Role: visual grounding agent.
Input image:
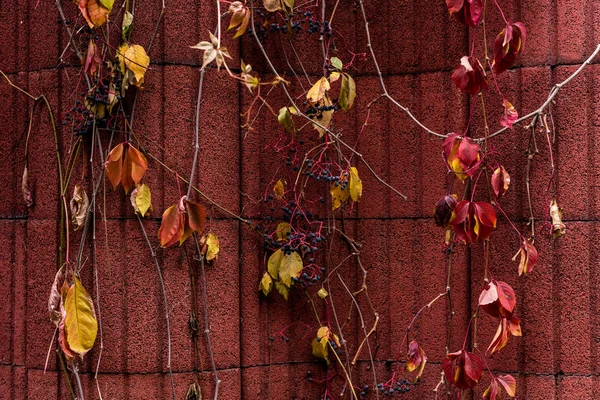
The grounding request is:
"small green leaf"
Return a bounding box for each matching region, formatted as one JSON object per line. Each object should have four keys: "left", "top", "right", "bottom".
{"left": 122, "top": 11, "right": 133, "bottom": 39}
{"left": 278, "top": 107, "right": 294, "bottom": 133}
{"left": 99, "top": 0, "right": 114, "bottom": 11}
{"left": 330, "top": 57, "right": 343, "bottom": 70}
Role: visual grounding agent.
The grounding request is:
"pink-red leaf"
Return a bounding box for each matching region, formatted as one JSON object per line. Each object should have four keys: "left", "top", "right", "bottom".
{"left": 491, "top": 166, "right": 510, "bottom": 198}
{"left": 497, "top": 374, "right": 517, "bottom": 397}
{"left": 500, "top": 99, "right": 519, "bottom": 128}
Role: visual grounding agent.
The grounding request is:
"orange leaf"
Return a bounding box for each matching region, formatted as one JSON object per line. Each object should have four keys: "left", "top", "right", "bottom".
{"left": 158, "top": 205, "right": 185, "bottom": 247}
{"left": 104, "top": 143, "right": 124, "bottom": 190}
{"left": 123, "top": 144, "right": 148, "bottom": 193}
{"left": 87, "top": 0, "right": 109, "bottom": 27}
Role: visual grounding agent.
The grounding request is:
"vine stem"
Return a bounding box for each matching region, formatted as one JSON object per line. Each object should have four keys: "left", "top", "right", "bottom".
{"left": 136, "top": 214, "right": 176, "bottom": 400}
{"left": 484, "top": 43, "right": 600, "bottom": 142}
{"left": 72, "top": 365, "right": 85, "bottom": 400}
{"left": 247, "top": 0, "right": 408, "bottom": 201}
{"left": 187, "top": 66, "right": 207, "bottom": 199}
{"left": 194, "top": 237, "right": 221, "bottom": 400}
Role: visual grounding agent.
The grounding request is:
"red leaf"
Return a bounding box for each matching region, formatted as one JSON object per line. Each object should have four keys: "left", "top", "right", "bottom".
{"left": 483, "top": 378, "right": 499, "bottom": 399}
{"left": 486, "top": 318, "right": 510, "bottom": 356}
{"left": 491, "top": 166, "right": 511, "bottom": 198}
{"left": 480, "top": 280, "right": 517, "bottom": 318}
{"left": 433, "top": 194, "right": 458, "bottom": 227}
{"left": 443, "top": 350, "right": 482, "bottom": 390}
{"left": 446, "top": 0, "right": 483, "bottom": 26}
{"left": 516, "top": 239, "right": 537, "bottom": 275}
{"left": 499, "top": 99, "right": 519, "bottom": 128}
{"left": 158, "top": 205, "right": 185, "bottom": 247}
{"left": 452, "top": 56, "right": 488, "bottom": 95}
{"left": 406, "top": 340, "right": 427, "bottom": 380}
{"left": 493, "top": 23, "right": 527, "bottom": 74}
{"left": 496, "top": 280, "right": 516, "bottom": 315}
{"left": 186, "top": 200, "right": 206, "bottom": 232}
{"left": 508, "top": 316, "right": 522, "bottom": 337}
{"left": 104, "top": 143, "right": 124, "bottom": 190}
{"left": 450, "top": 201, "right": 496, "bottom": 243}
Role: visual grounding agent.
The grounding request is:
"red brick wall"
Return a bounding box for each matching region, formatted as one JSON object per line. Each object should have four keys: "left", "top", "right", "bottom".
{"left": 1, "top": 0, "right": 599, "bottom": 399}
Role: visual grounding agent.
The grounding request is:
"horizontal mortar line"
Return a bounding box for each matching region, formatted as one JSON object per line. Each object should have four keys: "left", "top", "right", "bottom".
{"left": 2, "top": 361, "right": 594, "bottom": 379}
{"left": 4, "top": 58, "right": 600, "bottom": 79}
{"left": 4, "top": 216, "right": 600, "bottom": 224}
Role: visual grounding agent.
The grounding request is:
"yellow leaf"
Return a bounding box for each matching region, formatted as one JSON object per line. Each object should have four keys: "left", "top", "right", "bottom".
{"left": 278, "top": 107, "right": 294, "bottom": 134}
{"left": 64, "top": 276, "right": 98, "bottom": 357}
{"left": 330, "top": 182, "right": 349, "bottom": 210}
{"left": 279, "top": 252, "right": 303, "bottom": 287}
{"left": 275, "top": 281, "right": 289, "bottom": 300}
{"left": 263, "top": 0, "right": 282, "bottom": 12}
{"left": 349, "top": 167, "right": 362, "bottom": 202}
{"left": 317, "top": 288, "right": 328, "bottom": 299}
{"left": 87, "top": 0, "right": 110, "bottom": 27}
{"left": 339, "top": 73, "right": 356, "bottom": 111}
{"left": 312, "top": 336, "right": 330, "bottom": 364}
{"left": 132, "top": 183, "right": 152, "bottom": 217}
{"left": 273, "top": 179, "right": 286, "bottom": 199}
{"left": 204, "top": 232, "right": 220, "bottom": 261}
{"left": 329, "top": 71, "right": 341, "bottom": 83}
{"left": 307, "top": 77, "right": 330, "bottom": 104}
{"left": 267, "top": 249, "right": 284, "bottom": 280}
{"left": 258, "top": 272, "right": 273, "bottom": 296}
{"left": 312, "top": 97, "right": 334, "bottom": 138}
{"left": 98, "top": 0, "right": 114, "bottom": 11}
{"left": 275, "top": 222, "right": 291, "bottom": 242}
{"left": 117, "top": 43, "right": 128, "bottom": 73}
{"left": 123, "top": 44, "right": 150, "bottom": 87}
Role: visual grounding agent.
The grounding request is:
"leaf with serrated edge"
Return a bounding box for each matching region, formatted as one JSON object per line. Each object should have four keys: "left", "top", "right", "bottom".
{"left": 123, "top": 44, "right": 150, "bottom": 87}
{"left": 279, "top": 252, "right": 303, "bottom": 287}
{"left": 307, "top": 77, "right": 330, "bottom": 104}
{"left": 65, "top": 276, "right": 98, "bottom": 357}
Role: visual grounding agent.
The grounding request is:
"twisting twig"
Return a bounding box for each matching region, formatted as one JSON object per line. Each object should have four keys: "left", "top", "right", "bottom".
{"left": 194, "top": 237, "right": 221, "bottom": 400}
{"left": 136, "top": 214, "right": 176, "bottom": 400}
{"left": 187, "top": 67, "right": 207, "bottom": 199}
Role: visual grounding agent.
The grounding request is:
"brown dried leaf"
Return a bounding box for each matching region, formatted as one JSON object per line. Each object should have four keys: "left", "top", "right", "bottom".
{"left": 69, "top": 184, "right": 89, "bottom": 231}
{"left": 22, "top": 166, "right": 33, "bottom": 207}
{"left": 48, "top": 268, "right": 64, "bottom": 327}
{"left": 549, "top": 199, "right": 566, "bottom": 238}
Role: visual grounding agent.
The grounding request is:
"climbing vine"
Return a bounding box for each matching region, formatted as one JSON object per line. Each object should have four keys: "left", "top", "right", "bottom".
{"left": 3, "top": 0, "right": 597, "bottom": 399}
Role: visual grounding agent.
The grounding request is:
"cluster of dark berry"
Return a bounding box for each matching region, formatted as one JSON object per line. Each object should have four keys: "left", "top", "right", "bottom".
{"left": 358, "top": 384, "right": 371, "bottom": 397}
{"left": 375, "top": 379, "right": 417, "bottom": 397}
{"left": 62, "top": 98, "right": 92, "bottom": 136}
{"left": 248, "top": 9, "right": 333, "bottom": 39}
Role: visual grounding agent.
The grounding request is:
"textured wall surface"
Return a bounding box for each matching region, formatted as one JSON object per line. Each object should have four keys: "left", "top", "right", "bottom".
{"left": 1, "top": 0, "right": 600, "bottom": 399}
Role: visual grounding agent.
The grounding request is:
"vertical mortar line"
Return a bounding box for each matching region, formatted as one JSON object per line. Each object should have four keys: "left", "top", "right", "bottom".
{"left": 583, "top": 0, "right": 597, "bottom": 384}
{"left": 237, "top": 61, "right": 244, "bottom": 396}
{"left": 23, "top": 0, "right": 30, "bottom": 396}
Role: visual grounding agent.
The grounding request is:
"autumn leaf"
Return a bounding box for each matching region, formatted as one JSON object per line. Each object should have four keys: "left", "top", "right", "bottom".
{"left": 104, "top": 142, "right": 148, "bottom": 193}
{"left": 69, "top": 184, "right": 89, "bottom": 231}
{"left": 274, "top": 281, "right": 289, "bottom": 300}
{"left": 443, "top": 134, "right": 481, "bottom": 181}
{"left": 228, "top": 1, "right": 250, "bottom": 39}
{"left": 267, "top": 249, "right": 283, "bottom": 280}
{"left": 312, "top": 327, "right": 340, "bottom": 365}
{"left": 452, "top": 56, "right": 487, "bottom": 95}
{"left": 240, "top": 61, "right": 259, "bottom": 92}
{"left": 307, "top": 77, "right": 330, "bottom": 104}
{"left": 275, "top": 222, "right": 291, "bottom": 242}
{"left": 497, "top": 374, "right": 517, "bottom": 397}
{"left": 279, "top": 252, "right": 303, "bottom": 287}
{"left": 493, "top": 22, "right": 527, "bottom": 74}
{"left": 433, "top": 194, "right": 458, "bottom": 227}
{"left": 330, "top": 180, "right": 349, "bottom": 211}
{"left": 500, "top": 99, "right": 519, "bottom": 128}
{"left": 58, "top": 300, "right": 76, "bottom": 360}
{"left": 22, "top": 166, "right": 34, "bottom": 208}
{"left": 450, "top": 200, "right": 497, "bottom": 243}
{"left": 317, "top": 288, "right": 328, "bottom": 299}
{"left": 479, "top": 280, "right": 516, "bottom": 318}
{"left": 491, "top": 166, "right": 510, "bottom": 198}
{"left": 278, "top": 107, "right": 295, "bottom": 134}
{"left": 203, "top": 232, "right": 220, "bottom": 261}
{"left": 130, "top": 183, "right": 153, "bottom": 217}
{"left": 79, "top": 0, "right": 111, "bottom": 28}
{"left": 48, "top": 267, "right": 64, "bottom": 327}
{"left": 406, "top": 340, "right": 427, "bottom": 382}
{"left": 158, "top": 204, "right": 185, "bottom": 247}
{"left": 349, "top": 167, "right": 362, "bottom": 202}
{"left": 513, "top": 239, "right": 537, "bottom": 275}
{"left": 263, "top": 0, "right": 282, "bottom": 12}
{"left": 190, "top": 32, "right": 232, "bottom": 70}
{"left": 84, "top": 39, "right": 102, "bottom": 76}
{"left": 258, "top": 272, "right": 273, "bottom": 296}
{"left": 549, "top": 199, "right": 566, "bottom": 238}
{"left": 273, "top": 179, "right": 286, "bottom": 199}
{"left": 339, "top": 73, "right": 356, "bottom": 111}
{"left": 443, "top": 350, "right": 483, "bottom": 390}
{"left": 446, "top": 0, "right": 483, "bottom": 26}
{"left": 65, "top": 276, "right": 98, "bottom": 357}
{"left": 122, "top": 10, "right": 133, "bottom": 39}
{"left": 123, "top": 44, "right": 150, "bottom": 87}
{"left": 312, "top": 97, "right": 334, "bottom": 138}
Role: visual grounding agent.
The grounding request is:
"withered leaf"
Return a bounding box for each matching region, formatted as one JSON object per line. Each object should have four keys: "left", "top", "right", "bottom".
{"left": 273, "top": 179, "right": 286, "bottom": 199}
{"left": 22, "top": 166, "right": 33, "bottom": 207}
{"left": 349, "top": 167, "right": 362, "bottom": 202}
{"left": 339, "top": 73, "right": 356, "bottom": 111}
{"left": 48, "top": 267, "right": 64, "bottom": 327}
{"left": 307, "top": 77, "right": 330, "bottom": 104}
{"left": 203, "top": 232, "right": 220, "bottom": 261}
{"left": 549, "top": 199, "right": 566, "bottom": 238}
{"left": 69, "top": 184, "right": 89, "bottom": 231}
